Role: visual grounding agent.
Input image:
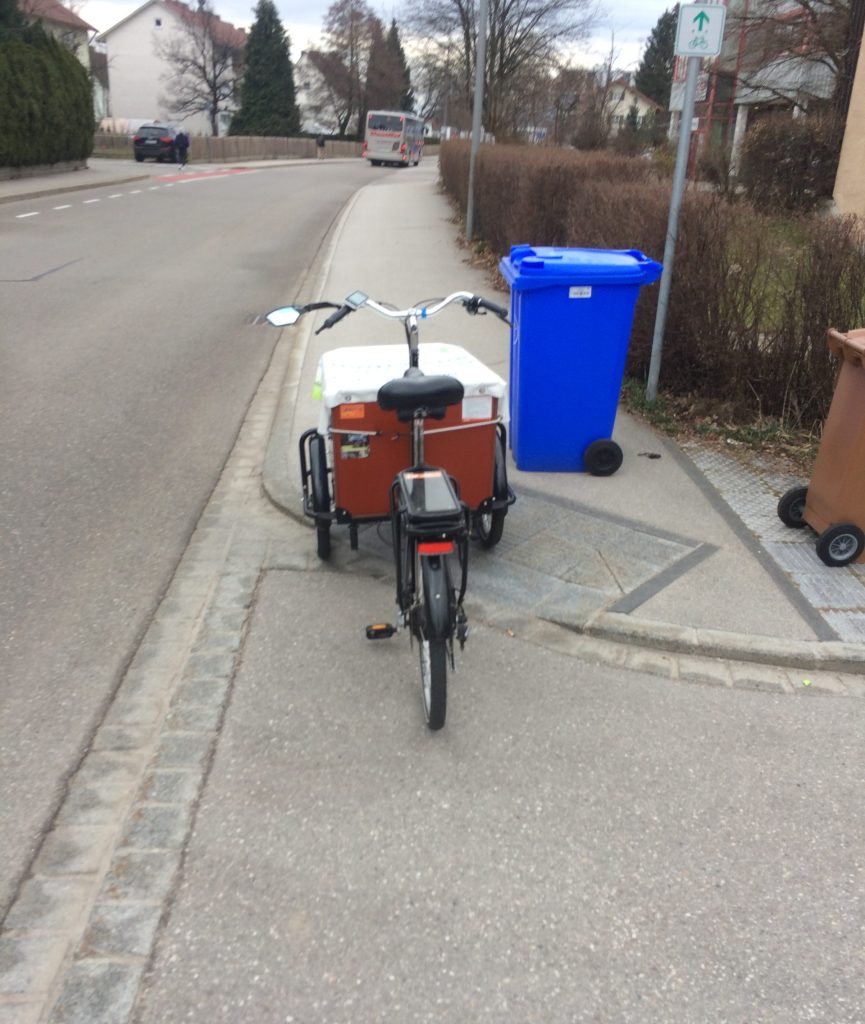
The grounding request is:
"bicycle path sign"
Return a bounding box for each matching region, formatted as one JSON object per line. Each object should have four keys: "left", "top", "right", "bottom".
{"left": 675, "top": 3, "right": 727, "bottom": 58}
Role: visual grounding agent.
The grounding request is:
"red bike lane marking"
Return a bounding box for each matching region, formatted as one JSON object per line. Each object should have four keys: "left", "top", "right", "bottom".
{"left": 154, "top": 168, "right": 256, "bottom": 184}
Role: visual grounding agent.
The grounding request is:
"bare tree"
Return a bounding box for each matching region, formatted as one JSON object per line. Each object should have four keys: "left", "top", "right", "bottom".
{"left": 547, "top": 64, "right": 601, "bottom": 145}
{"left": 305, "top": 0, "right": 380, "bottom": 135}
{"left": 728, "top": 0, "right": 851, "bottom": 113}
{"left": 403, "top": 0, "right": 598, "bottom": 136}
{"left": 156, "top": 0, "right": 246, "bottom": 135}
{"left": 305, "top": 48, "right": 355, "bottom": 133}
{"left": 411, "top": 41, "right": 471, "bottom": 126}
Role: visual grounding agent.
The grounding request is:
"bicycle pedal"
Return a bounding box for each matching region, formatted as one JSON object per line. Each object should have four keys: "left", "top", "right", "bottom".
{"left": 366, "top": 623, "right": 396, "bottom": 640}
{"left": 456, "top": 609, "right": 469, "bottom": 649}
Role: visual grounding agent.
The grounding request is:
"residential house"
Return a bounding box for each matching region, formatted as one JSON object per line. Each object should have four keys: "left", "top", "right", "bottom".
{"left": 669, "top": 0, "right": 841, "bottom": 172}
{"left": 605, "top": 79, "right": 662, "bottom": 135}
{"left": 20, "top": 0, "right": 108, "bottom": 121}
{"left": 20, "top": 0, "right": 95, "bottom": 69}
{"left": 97, "top": 0, "right": 246, "bottom": 136}
{"left": 90, "top": 43, "right": 110, "bottom": 123}
{"left": 294, "top": 51, "right": 338, "bottom": 134}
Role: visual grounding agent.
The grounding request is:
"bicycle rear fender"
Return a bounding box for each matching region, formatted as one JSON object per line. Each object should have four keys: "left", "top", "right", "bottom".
{"left": 420, "top": 556, "right": 452, "bottom": 641}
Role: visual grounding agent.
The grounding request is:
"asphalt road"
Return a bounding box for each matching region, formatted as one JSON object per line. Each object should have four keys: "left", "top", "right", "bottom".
{"left": 0, "top": 158, "right": 376, "bottom": 916}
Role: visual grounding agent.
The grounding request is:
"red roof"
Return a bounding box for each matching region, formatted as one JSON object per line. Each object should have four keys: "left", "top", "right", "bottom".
{"left": 610, "top": 78, "right": 662, "bottom": 111}
{"left": 162, "top": 0, "right": 246, "bottom": 50}
{"left": 20, "top": 0, "right": 96, "bottom": 32}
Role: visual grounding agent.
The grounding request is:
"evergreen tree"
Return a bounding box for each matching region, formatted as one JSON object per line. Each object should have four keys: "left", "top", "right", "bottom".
{"left": 386, "top": 19, "right": 413, "bottom": 112}
{"left": 230, "top": 0, "right": 300, "bottom": 136}
{"left": 635, "top": 6, "right": 677, "bottom": 112}
{"left": 364, "top": 18, "right": 392, "bottom": 114}
{"left": 0, "top": 0, "right": 25, "bottom": 41}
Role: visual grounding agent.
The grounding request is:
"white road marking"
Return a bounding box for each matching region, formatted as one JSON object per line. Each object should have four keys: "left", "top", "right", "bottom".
{"left": 11, "top": 170, "right": 256, "bottom": 223}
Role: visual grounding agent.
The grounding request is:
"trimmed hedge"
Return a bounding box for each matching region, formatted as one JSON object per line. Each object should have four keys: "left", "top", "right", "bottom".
{"left": 739, "top": 115, "right": 840, "bottom": 213}
{"left": 441, "top": 140, "right": 865, "bottom": 431}
{"left": 0, "top": 25, "right": 93, "bottom": 167}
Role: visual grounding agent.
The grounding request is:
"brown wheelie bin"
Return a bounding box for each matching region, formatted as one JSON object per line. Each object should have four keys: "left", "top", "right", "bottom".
{"left": 777, "top": 328, "right": 865, "bottom": 566}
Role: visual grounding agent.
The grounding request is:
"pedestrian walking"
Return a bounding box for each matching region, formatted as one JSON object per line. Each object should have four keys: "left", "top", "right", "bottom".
{"left": 175, "top": 129, "right": 190, "bottom": 168}
{"left": 316, "top": 133, "right": 326, "bottom": 160}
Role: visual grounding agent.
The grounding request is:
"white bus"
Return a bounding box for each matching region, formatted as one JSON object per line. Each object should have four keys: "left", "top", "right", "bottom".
{"left": 363, "top": 110, "right": 424, "bottom": 167}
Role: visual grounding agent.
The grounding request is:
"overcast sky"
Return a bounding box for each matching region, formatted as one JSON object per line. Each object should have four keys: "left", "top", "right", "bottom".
{"left": 82, "top": 0, "right": 676, "bottom": 73}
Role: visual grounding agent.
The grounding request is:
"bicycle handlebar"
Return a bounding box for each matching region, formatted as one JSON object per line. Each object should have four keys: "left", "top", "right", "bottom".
{"left": 308, "top": 291, "right": 510, "bottom": 334}
{"left": 315, "top": 304, "right": 353, "bottom": 334}
{"left": 464, "top": 295, "right": 509, "bottom": 320}
{"left": 364, "top": 291, "right": 509, "bottom": 324}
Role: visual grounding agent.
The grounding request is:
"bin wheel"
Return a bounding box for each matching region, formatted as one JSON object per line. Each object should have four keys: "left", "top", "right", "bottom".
{"left": 777, "top": 485, "right": 808, "bottom": 528}
{"left": 309, "top": 435, "right": 331, "bottom": 561}
{"left": 815, "top": 523, "right": 865, "bottom": 568}
{"left": 475, "top": 433, "right": 508, "bottom": 548}
{"left": 583, "top": 439, "right": 623, "bottom": 477}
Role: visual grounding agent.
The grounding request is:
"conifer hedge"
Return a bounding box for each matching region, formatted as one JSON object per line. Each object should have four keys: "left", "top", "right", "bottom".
{"left": 0, "top": 24, "right": 94, "bottom": 167}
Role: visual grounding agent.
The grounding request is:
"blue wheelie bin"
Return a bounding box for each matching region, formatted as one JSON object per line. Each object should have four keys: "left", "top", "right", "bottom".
{"left": 499, "top": 245, "right": 662, "bottom": 474}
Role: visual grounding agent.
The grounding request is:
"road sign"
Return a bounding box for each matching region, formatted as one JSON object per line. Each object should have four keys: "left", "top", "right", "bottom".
{"left": 675, "top": 3, "right": 727, "bottom": 58}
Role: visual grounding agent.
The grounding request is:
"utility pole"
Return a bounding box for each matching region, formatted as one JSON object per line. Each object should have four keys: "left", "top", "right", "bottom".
{"left": 465, "top": 0, "right": 489, "bottom": 242}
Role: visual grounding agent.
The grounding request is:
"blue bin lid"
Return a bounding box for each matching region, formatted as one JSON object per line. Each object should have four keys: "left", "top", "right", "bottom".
{"left": 499, "top": 245, "right": 663, "bottom": 289}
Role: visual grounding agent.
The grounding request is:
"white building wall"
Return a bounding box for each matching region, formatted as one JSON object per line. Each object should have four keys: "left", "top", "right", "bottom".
{"left": 102, "top": 1, "right": 212, "bottom": 135}
{"left": 607, "top": 87, "right": 661, "bottom": 135}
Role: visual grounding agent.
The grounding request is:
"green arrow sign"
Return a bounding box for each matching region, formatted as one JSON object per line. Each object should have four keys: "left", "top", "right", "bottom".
{"left": 675, "top": 4, "right": 727, "bottom": 57}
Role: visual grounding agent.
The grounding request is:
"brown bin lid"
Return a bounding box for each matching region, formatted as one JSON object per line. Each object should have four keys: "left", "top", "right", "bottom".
{"left": 827, "top": 328, "right": 865, "bottom": 366}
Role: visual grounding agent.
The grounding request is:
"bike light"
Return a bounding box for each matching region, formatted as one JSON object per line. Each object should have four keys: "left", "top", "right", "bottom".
{"left": 418, "top": 541, "right": 454, "bottom": 555}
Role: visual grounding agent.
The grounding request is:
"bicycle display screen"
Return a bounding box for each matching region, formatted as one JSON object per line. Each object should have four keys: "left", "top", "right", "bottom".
{"left": 400, "top": 470, "right": 461, "bottom": 516}
{"left": 344, "top": 290, "right": 368, "bottom": 309}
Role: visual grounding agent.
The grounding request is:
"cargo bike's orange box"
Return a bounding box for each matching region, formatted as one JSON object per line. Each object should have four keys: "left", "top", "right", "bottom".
{"left": 315, "top": 343, "right": 507, "bottom": 519}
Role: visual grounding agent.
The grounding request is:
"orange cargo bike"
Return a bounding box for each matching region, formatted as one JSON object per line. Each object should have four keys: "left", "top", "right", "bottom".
{"left": 266, "top": 290, "right": 516, "bottom": 730}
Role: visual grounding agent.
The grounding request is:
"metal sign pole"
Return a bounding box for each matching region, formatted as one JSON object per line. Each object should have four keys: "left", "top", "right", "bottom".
{"left": 465, "top": 0, "right": 489, "bottom": 241}
{"left": 646, "top": 1, "right": 726, "bottom": 402}
{"left": 646, "top": 54, "right": 701, "bottom": 402}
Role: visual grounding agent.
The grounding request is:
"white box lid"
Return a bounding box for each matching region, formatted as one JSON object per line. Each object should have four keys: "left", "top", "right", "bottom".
{"left": 317, "top": 343, "right": 506, "bottom": 408}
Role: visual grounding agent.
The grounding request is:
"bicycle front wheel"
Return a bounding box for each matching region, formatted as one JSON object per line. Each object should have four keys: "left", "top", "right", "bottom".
{"left": 419, "top": 637, "right": 447, "bottom": 731}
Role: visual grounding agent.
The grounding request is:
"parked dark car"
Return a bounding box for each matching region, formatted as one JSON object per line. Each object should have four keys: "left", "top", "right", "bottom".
{"left": 133, "top": 124, "right": 179, "bottom": 163}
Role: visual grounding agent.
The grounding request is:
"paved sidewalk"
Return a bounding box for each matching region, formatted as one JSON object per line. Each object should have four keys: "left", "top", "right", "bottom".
{"left": 3, "top": 151, "right": 865, "bottom": 1024}
{"left": 261, "top": 161, "right": 865, "bottom": 669}
{"left": 4, "top": 155, "right": 864, "bottom": 661}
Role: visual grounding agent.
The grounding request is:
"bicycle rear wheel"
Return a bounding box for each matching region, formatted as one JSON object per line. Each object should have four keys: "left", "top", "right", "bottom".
{"left": 417, "top": 555, "right": 453, "bottom": 731}
{"left": 419, "top": 637, "right": 447, "bottom": 730}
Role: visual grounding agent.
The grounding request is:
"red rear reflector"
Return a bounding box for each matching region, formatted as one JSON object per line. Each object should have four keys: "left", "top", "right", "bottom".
{"left": 418, "top": 541, "right": 454, "bottom": 555}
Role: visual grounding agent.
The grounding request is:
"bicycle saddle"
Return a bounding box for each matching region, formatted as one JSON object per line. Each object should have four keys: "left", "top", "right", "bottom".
{"left": 377, "top": 373, "right": 464, "bottom": 421}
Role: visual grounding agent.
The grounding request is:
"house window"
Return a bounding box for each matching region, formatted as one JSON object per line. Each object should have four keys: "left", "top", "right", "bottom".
{"left": 155, "top": 17, "right": 162, "bottom": 25}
